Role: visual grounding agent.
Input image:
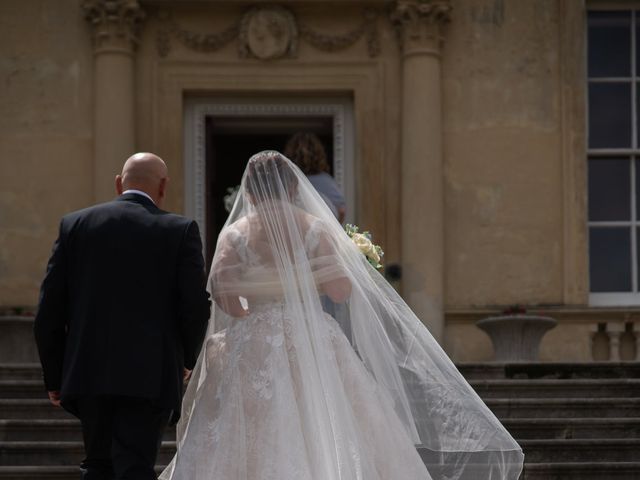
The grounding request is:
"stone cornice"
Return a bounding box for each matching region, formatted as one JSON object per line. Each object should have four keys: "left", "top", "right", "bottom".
{"left": 83, "top": 0, "right": 146, "bottom": 54}
{"left": 390, "top": 0, "right": 452, "bottom": 57}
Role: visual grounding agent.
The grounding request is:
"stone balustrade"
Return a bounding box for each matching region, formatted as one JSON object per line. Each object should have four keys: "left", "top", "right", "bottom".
{"left": 446, "top": 308, "right": 640, "bottom": 363}
{"left": 590, "top": 321, "right": 640, "bottom": 362}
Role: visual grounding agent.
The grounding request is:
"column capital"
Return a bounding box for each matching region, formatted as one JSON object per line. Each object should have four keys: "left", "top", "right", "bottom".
{"left": 83, "top": 0, "right": 146, "bottom": 54}
{"left": 390, "top": 0, "right": 452, "bottom": 57}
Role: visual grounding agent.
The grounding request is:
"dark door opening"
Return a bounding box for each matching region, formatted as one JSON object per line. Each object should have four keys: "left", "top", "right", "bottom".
{"left": 205, "top": 115, "right": 334, "bottom": 266}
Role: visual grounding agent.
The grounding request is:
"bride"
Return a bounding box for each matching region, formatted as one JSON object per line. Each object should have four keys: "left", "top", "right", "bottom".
{"left": 160, "top": 151, "right": 523, "bottom": 480}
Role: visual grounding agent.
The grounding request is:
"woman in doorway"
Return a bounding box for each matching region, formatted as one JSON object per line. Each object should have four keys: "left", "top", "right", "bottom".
{"left": 284, "top": 132, "right": 346, "bottom": 223}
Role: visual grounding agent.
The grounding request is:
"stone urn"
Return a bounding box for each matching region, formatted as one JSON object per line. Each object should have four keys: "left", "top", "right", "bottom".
{"left": 475, "top": 315, "right": 557, "bottom": 362}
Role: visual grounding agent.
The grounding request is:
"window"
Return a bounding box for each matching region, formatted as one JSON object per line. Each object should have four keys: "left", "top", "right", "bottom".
{"left": 588, "top": 10, "right": 640, "bottom": 304}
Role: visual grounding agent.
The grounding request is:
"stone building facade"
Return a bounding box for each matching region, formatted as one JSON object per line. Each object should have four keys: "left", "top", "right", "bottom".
{"left": 1, "top": 0, "right": 637, "bottom": 362}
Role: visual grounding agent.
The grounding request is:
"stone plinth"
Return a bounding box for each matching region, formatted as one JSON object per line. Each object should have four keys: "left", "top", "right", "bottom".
{"left": 476, "top": 315, "right": 557, "bottom": 362}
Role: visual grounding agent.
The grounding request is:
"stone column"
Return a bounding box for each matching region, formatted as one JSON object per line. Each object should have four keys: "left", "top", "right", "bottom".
{"left": 392, "top": 1, "right": 451, "bottom": 342}
{"left": 83, "top": 0, "right": 145, "bottom": 202}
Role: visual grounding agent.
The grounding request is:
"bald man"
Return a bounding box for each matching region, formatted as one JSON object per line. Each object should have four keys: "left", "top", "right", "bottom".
{"left": 34, "top": 153, "right": 211, "bottom": 480}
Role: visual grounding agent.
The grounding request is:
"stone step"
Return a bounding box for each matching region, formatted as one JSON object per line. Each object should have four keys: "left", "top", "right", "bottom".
{"left": 0, "top": 466, "right": 80, "bottom": 480}
{"left": 469, "top": 378, "right": 640, "bottom": 398}
{"left": 0, "top": 317, "right": 38, "bottom": 363}
{"left": 5, "top": 377, "right": 639, "bottom": 401}
{"left": 1, "top": 463, "right": 638, "bottom": 480}
{"left": 0, "top": 465, "right": 168, "bottom": 480}
{"left": 502, "top": 417, "right": 640, "bottom": 439}
{"left": 0, "top": 441, "right": 176, "bottom": 466}
{"left": 4, "top": 359, "right": 640, "bottom": 382}
{"left": 458, "top": 362, "right": 640, "bottom": 380}
{"left": 484, "top": 397, "right": 640, "bottom": 418}
{"left": 4, "top": 381, "right": 636, "bottom": 404}
{"left": 0, "top": 419, "right": 176, "bottom": 442}
{"left": 419, "top": 439, "right": 640, "bottom": 467}
{"left": 5, "top": 397, "right": 638, "bottom": 422}
{"left": 0, "top": 381, "right": 47, "bottom": 399}
{"left": 11, "top": 417, "right": 634, "bottom": 443}
{"left": 0, "top": 400, "right": 75, "bottom": 420}
{"left": 0, "top": 364, "right": 41, "bottom": 381}
{"left": 0, "top": 381, "right": 189, "bottom": 400}
{"left": 0, "top": 420, "right": 79, "bottom": 442}
{"left": 519, "top": 438, "right": 640, "bottom": 463}
{"left": 521, "top": 462, "right": 640, "bottom": 480}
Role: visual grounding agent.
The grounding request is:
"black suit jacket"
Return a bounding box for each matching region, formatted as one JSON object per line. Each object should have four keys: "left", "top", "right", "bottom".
{"left": 34, "top": 193, "right": 210, "bottom": 418}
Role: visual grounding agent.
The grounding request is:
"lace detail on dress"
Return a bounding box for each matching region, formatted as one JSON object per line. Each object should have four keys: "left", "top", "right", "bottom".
{"left": 165, "top": 297, "right": 432, "bottom": 480}
{"left": 162, "top": 220, "right": 433, "bottom": 480}
{"left": 226, "top": 226, "right": 262, "bottom": 267}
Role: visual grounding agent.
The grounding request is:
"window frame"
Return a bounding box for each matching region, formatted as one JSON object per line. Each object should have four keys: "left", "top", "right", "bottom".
{"left": 587, "top": 7, "right": 640, "bottom": 305}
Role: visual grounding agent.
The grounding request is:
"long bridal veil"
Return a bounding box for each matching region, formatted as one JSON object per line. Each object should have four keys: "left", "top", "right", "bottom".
{"left": 162, "top": 151, "right": 523, "bottom": 480}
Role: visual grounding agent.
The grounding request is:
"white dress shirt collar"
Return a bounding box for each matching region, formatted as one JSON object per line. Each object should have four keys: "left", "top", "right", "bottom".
{"left": 122, "top": 189, "right": 155, "bottom": 205}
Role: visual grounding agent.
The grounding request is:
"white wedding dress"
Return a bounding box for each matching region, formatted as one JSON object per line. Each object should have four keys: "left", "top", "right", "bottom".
{"left": 161, "top": 151, "right": 523, "bottom": 480}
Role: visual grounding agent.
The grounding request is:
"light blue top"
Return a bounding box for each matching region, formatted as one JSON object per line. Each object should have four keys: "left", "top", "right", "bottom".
{"left": 308, "top": 172, "right": 346, "bottom": 211}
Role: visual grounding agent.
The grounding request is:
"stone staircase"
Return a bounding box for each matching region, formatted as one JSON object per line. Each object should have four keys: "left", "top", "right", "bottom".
{"left": 457, "top": 363, "right": 640, "bottom": 479}
{"left": 0, "top": 315, "right": 174, "bottom": 479}
{"left": 1, "top": 314, "right": 639, "bottom": 479}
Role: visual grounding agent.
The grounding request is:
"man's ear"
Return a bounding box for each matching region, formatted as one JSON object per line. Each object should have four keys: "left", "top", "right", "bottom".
{"left": 115, "top": 175, "right": 124, "bottom": 195}
{"left": 158, "top": 177, "right": 169, "bottom": 203}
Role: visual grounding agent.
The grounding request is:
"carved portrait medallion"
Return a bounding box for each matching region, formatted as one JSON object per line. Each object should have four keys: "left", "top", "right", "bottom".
{"left": 239, "top": 6, "right": 297, "bottom": 60}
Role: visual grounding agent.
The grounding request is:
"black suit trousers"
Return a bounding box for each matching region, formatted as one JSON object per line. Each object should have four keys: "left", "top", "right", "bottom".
{"left": 76, "top": 396, "right": 171, "bottom": 480}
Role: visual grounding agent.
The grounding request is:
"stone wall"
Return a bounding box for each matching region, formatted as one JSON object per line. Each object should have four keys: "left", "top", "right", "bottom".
{"left": 0, "top": 0, "right": 94, "bottom": 305}
{"left": 0, "top": 0, "right": 611, "bottom": 361}
{"left": 443, "top": 0, "right": 586, "bottom": 308}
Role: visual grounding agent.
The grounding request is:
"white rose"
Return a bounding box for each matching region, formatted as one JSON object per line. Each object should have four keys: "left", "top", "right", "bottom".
{"left": 351, "top": 233, "right": 372, "bottom": 253}
{"left": 352, "top": 233, "right": 379, "bottom": 264}
{"left": 368, "top": 247, "right": 381, "bottom": 265}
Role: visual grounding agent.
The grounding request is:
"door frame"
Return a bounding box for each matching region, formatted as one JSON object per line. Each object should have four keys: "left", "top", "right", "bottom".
{"left": 151, "top": 62, "right": 397, "bottom": 271}
{"left": 183, "top": 97, "right": 356, "bottom": 251}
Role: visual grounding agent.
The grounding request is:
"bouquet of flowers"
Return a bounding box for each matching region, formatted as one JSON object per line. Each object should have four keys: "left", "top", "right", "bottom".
{"left": 345, "top": 224, "right": 384, "bottom": 269}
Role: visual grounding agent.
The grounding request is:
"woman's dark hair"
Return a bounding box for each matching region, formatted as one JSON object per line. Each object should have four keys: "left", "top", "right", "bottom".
{"left": 245, "top": 150, "right": 298, "bottom": 202}
{"left": 283, "top": 132, "right": 330, "bottom": 175}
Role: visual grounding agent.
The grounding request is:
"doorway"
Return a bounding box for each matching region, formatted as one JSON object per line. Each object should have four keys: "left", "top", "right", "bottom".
{"left": 184, "top": 98, "right": 355, "bottom": 264}
{"left": 205, "top": 115, "right": 334, "bottom": 264}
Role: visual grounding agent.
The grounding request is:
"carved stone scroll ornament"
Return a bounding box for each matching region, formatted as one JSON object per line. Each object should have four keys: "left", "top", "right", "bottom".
{"left": 156, "top": 6, "right": 380, "bottom": 60}
{"left": 83, "top": 0, "right": 146, "bottom": 53}
{"left": 156, "top": 11, "right": 239, "bottom": 58}
{"left": 298, "top": 8, "right": 380, "bottom": 58}
{"left": 390, "top": 0, "right": 452, "bottom": 55}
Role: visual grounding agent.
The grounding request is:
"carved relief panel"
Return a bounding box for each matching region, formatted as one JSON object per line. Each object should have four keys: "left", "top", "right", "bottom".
{"left": 154, "top": 4, "right": 381, "bottom": 59}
